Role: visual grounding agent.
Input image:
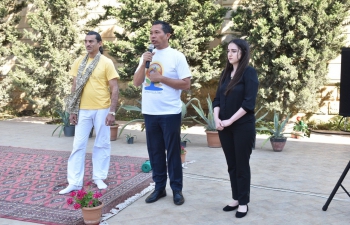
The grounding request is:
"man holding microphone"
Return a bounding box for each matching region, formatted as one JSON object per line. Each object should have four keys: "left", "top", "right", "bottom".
{"left": 133, "top": 21, "right": 192, "bottom": 205}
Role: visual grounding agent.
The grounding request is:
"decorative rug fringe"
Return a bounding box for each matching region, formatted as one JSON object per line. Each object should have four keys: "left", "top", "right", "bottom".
{"left": 100, "top": 183, "right": 155, "bottom": 224}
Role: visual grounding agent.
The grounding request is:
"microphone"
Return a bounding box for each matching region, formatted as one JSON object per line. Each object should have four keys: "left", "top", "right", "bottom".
{"left": 145, "top": 44, "right": 154, "bottom": 69}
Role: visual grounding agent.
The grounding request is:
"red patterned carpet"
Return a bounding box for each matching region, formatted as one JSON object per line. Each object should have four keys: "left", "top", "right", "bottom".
{"left": 0, "top": 146, "right": 152, "bottom": 225}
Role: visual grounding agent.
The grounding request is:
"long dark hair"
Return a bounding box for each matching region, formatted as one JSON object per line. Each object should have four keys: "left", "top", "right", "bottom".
{"left": 87, "top": 31, "right": 103, "bottom": 54}
{"left": 220, "top": 39, "right": 250, "bottom": 95}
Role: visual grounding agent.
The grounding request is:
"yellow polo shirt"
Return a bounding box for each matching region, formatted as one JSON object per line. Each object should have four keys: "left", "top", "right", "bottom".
{"left": 70, "top": 55, "right": 119, "bottom": 109}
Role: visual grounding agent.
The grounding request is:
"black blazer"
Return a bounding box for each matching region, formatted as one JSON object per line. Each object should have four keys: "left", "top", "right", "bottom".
{"left": 212, "top": 66, "right": 259, "bottom": 126}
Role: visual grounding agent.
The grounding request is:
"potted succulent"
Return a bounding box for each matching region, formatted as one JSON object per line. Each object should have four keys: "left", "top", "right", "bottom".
{"left": 66, "top": 181, "right": 103, "bottom": 225}
{"left": 291, "top": 116, "right": 310, "bottom": 138}
{"left": 180, "top": 145, "right": 187, "bottom": 164}
{"left": 124, "top": 133, "right": 137, "bottom": 144}
{"left": 110, "top": 103, "right": 124, "bottom": 141}
{"left": 262, "top": 111, "right": 291, "bottom": 152}
{"left": 110, "top": 102, "right": 138, "bottom": 141}
{"left": 52, "top": 110, "right": 75, "bottom": 137}
{"left": 180, "top": 133, "right": 191, "bottom": 147}
{"left": 191, "top": 94, "right": 221, "bottom": 148}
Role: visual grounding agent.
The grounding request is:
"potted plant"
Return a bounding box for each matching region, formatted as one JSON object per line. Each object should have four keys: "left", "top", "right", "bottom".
{"left": 52, "top": 110, "right": 75, "bottom": 137}
{"left": 262, "top": 111, "right": 291, "bottom": 152}
{"left": 110, "top": 102, "right": 137, "bottom": 141}
{"left": 66, "top": 181, "right": 103, "bottom": 225}
{"left": 291, "top": 116, "right": 310, "bottom": 138}
{"left": 180, "top": 133, "right": 191, "bottom": 147}
{"left": 124, "top": 133, "right": 137, "bottom": 144}
{"left": 191, "top": 94, "right": 221, "bottom": 148}
{"left": 110, "top": 103, "right": 124, "bottom": 141}
{"left": 180, "top": 145, "right": 187, "bottom": 164}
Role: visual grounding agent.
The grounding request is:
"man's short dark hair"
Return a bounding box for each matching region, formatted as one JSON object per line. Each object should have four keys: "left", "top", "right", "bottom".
{"left": 152, "top": 20, "right": 173, "bottom": 34}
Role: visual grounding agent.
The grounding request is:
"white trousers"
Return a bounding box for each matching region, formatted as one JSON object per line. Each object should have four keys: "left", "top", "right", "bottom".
{"left": 67, "top": 108, "right": 111, "bottom": 187}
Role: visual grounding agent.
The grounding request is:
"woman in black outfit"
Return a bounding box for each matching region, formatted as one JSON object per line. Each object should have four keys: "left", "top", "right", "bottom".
{"left": 212, "top": 39, "right": 258, "bottom": 218}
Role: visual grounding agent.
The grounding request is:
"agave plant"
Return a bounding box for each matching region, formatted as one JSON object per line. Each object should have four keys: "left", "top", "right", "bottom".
{"left": 181, "top": 100, "right": 197, "bottom": 126}
{"left": 190, "top": 94, "right": 216, "bottom": 131}
{"left": 52, "top": 110, "right": 70, "bottom": 137}
{"left": 261, "top": 111, "right": 291, "bottom": 147}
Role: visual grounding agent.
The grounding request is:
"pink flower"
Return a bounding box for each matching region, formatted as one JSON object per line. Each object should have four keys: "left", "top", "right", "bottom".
{"left": 77, "top": 189, "right": 86, "bottom": 196}
{"left": 77, "top": 189, "right": 86, "bottom": 200}
{"left": 93, "top": 192, "right": 102, "bottom": 198}
{"left": 66, "top": 183, "right": 103, "bottom": 209}
{"left": 67, "top": 198, "right": 73, "bottom": 205}
{"left": 296, "top": 116, "right": 301, "bottom": 122}
{"left": 73, "top": 203, "right": 81, "bottom": 209}
{"left": 86, "top": 181, "right": 92, "bottom": 186}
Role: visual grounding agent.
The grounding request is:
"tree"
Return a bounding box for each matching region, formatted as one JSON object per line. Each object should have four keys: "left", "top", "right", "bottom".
{"left": 0, "top": 0, "right": 26, "bottom": 111}
{"left": 7, "top": 0, "right": 88, "bottom": 115}
{"left": 90, "top": 0, "right": 228, "bottom": 97}
{"left": 231, "top": 0, "right": 350, "bottom": 114}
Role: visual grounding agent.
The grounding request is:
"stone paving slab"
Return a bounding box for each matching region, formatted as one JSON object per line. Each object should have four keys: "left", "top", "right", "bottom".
{"left": 0, "top": 118, "right": 350, "bottom": 225}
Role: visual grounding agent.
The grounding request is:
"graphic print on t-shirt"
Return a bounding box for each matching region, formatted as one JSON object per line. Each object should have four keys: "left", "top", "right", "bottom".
{"left": 144, "top": 61, "right": 163, "bottom": 91}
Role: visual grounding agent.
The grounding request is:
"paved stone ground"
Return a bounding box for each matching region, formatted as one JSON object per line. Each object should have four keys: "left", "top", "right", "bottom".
{"left": 0, "top": 117, "right": 350, "bottom": 225}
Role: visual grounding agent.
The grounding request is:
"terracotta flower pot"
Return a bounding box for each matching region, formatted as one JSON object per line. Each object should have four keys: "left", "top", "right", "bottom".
{"left": 81, "top": 202, "right": 103, "bottom": 225}
{"left": 181, "top": 150, "right": 187, "bottom": 163}
{"left": 205, "top": 130, "right": 221, "bottom": 148}
{"left": 110, "top": 124, "right": 119, "bottom": 141}
{"left": 270, "top": 137, "right": 287, "bottom": 152}
{"left": 294, "top": 131, "right": 303, "bottom": 139}
{"left": 291, "top": 132, "right": 296, "bottom": 138}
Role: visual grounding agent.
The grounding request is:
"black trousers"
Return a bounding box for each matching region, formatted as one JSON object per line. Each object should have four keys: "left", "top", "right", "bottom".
{"left": 218, "top": 122, "right": 254, "bottom": 205}
{"left": 144, "top": 113, "right": 183, "bottom": 192}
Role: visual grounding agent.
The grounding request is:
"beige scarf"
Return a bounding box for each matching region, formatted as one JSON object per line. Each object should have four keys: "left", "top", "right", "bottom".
{"left": 65, "top": 52, "right": 101, "bottom": 114}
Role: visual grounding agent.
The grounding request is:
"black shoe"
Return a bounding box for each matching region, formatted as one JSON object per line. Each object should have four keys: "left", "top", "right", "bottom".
{"left": 145, "top": 189, "right": 166, "bottom": 203}
{"left": 236, "top": 205, "right": 248, "bottom": 218}
{"left": 223, "top": 204, "right": 239, "bottom": 212}
{"left": 173, "top": 190, "right": 185, "bottom": 205}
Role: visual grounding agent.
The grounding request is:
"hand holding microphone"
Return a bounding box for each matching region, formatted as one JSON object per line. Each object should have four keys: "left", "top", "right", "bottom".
{"left": 145, "top": 44, "right": 154, "bottom": 69}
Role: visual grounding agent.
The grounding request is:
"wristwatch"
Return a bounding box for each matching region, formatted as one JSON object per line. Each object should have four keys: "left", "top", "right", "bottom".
{"left": 108, "top": 112, "right": 116, "bottom": 116}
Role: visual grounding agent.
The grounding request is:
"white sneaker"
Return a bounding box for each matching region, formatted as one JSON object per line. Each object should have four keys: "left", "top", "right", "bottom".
{"left": 59, "top": 184, "right": 82, "bottom": 195}
{"left": 94, "top": 179, "right": 107, "bottom": 189}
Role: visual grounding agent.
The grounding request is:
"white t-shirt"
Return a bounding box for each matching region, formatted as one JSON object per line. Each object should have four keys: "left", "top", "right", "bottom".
{"left": 135, "top": 46, "right": 191, "bottom": 115}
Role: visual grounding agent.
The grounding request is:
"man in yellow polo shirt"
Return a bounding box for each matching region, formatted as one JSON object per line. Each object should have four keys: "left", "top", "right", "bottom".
{"left": 59, "top": 31, "right": 119, "bottom": 194}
